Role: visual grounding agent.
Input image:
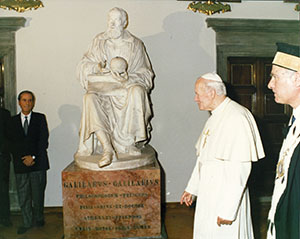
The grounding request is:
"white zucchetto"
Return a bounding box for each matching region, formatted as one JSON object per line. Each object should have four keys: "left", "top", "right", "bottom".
{"left": 201, "top": 72, "right": 223, "bottom": 82}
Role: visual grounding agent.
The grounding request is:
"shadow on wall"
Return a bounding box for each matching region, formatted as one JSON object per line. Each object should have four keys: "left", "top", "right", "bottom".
{"left": 141, "top": 11, "right": 212, "bottom": 150}
{"left": 49, "top": 104, "right": 81, "bottom": 170}
{"left": 143, "top": 10, "right": 213, "bottom": 87}
{"left": 140, "top": 11, "right": 213, "bottom": 202}
{"left": 45, "top": 104, "right": 81, "bottom": 205}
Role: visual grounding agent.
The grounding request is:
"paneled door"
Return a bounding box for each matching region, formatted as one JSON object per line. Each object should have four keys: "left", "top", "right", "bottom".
{"left": 227, "top": 57, "right": 291, "bottom": 197}
{"left": 0, "top": 58, "right": 4, "bottom": 107}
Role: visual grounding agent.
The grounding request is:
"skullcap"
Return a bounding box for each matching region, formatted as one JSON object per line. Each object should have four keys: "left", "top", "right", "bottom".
{"left": 201, "top": 72, "right": 223, "bottom": 82}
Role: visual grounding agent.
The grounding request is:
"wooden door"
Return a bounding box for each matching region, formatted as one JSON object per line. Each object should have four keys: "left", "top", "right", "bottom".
{"left": 0, "top": 58, "right": 4, "bottom": 108}
{"left": 227, "top": 57, "right": 292, "bottom": 197}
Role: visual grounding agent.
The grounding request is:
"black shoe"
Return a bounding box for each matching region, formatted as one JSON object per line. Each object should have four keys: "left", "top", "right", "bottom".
{"left": 17, "top": 226, "right": 31, "bottom": 234}
{"left": 36, "top": 220, "right": 45, "bottom": 227}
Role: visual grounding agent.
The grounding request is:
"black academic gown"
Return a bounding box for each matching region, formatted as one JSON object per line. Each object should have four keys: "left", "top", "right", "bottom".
{"left": 0, "top": 108, "right": 11, "bottom": 221}
{"left": 0, "top": 108, "right": 11, "bottom": 153}
{"left": 274, "top": 127, "right": 300, "bottom": 239}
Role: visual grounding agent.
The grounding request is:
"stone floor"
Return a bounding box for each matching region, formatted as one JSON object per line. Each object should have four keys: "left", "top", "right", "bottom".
{"left": 0, "top": 202, "right": 269, "bottom": 239}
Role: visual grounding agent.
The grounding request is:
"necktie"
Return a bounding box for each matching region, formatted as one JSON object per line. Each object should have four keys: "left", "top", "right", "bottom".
{"left": 292, "top": 115, "right": 296, "bottom": 124}
{"left": 289, "top": 115, "right": 296, "bottom": 136}
{"left": 24, "top": 116, "right": 28, "bottom": 135}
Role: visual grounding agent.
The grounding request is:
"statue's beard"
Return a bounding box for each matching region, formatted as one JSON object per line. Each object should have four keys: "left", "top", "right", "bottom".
{"left": 107, "top": 27, "right": 123, "bottom": 39}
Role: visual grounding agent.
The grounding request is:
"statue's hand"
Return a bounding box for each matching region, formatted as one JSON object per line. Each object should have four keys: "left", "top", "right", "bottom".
{"left": 111, "top": 71, "right": 128, "bottom": 83}
{"left": 98, "top": 60, "right": 109, "bottom": 74}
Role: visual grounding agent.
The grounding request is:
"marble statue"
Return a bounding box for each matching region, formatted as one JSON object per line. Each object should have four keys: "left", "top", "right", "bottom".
{"left": 75, "top": 7, "right": 154, "bottom": 169}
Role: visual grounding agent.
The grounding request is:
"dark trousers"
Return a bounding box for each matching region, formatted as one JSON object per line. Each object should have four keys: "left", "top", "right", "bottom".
{"left": 0, "top": 152, "right": 11, "bottom": 221}
{"left": 15, "top": 170, "right": 47, "bottom": 227}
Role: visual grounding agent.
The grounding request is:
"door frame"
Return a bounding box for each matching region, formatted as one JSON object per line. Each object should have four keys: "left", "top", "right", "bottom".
{"left": 0, "top": 17, "right": 26, "bottom": 210}
{"left": 206, "top": 18, "right": 300, "bottom": 83}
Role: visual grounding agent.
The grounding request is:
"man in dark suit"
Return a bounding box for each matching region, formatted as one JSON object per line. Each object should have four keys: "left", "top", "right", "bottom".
{"left": 267, "top": 43, "right": 300, "bottom": 239}
{"left": 0, "top": 107, "right": 12, "bottom": 227}
{"left": 10, "top": 90, "right": 49, "bottom": 235}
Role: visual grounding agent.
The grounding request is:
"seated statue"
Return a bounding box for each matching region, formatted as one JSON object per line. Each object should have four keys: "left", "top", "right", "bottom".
{"left": 75, "top": 7, "right": 154, "bottom": 168}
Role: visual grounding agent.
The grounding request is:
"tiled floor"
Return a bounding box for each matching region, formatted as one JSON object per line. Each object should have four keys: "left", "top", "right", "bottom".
{"left": 0, "top": 202, "right": 269, "bottom": 239}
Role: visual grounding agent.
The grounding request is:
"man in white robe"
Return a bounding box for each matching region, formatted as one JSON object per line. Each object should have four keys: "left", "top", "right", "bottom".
{"left": 180, "top": 73, "right": 265, "bottom": 239}
{"left": 76, "top": 7, "right": 154, "bottom": 167}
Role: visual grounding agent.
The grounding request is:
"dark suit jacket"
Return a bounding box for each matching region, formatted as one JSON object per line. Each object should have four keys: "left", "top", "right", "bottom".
{"left": 274, "top": 126, "right": 300, "bottom": 239}
{"left": 10, "top": 112, "right": 49, "bottom": 174}
{"left": 0, "top": 108, "right": 11, "bottom": 153}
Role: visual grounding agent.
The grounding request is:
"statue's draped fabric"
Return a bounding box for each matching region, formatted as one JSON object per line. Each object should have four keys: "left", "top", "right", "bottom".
{"left": 77, "top": 30, "right": 154, "bottom": 154}
{"left": 185, "top": 97, "right": 264, "bottom": 239}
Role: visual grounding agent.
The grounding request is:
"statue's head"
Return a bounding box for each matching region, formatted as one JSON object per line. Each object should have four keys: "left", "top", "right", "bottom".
{"left": 110, "top": 56, "right": 128, "bottom": 74}
{"left": 107, "top": 7, "right": 128, "bottom": 39}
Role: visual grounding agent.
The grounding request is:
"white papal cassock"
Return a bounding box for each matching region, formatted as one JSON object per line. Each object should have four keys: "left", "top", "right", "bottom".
{"left": 185, "top": 97, "right": 265, "bottom": 239}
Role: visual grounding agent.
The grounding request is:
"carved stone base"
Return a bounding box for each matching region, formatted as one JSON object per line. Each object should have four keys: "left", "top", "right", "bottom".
{"left": 62, "top": 158, "right": 162, "bottom": 239}
{"left": 74, "top": 145, "right": 156, "bottom": 171}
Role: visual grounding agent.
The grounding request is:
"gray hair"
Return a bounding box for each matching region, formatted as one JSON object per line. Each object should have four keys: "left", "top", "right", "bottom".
{"left": 205, "top": 80, "right": 227, "bottom": 96}
{"left": 109, "top": 7, "right": 128, "bottom": 26}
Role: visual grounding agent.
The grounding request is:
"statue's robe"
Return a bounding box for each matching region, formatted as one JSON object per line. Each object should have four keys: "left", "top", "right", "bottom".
{"left": 185, "top": 97, "right": 264, "bottom": 239}
{"left": 267, "top": 107, "right": 300, "bottom": 239}
{"left": 76, "top": 30, "right": 154, "bottom": 154}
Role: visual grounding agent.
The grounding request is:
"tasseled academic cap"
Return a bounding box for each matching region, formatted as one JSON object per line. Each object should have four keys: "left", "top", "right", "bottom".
{"left": 201, "top": 72, "right": 223, "bottom": 82}
{"left": 272, "top": 42, "right": 300, "bottom": 72}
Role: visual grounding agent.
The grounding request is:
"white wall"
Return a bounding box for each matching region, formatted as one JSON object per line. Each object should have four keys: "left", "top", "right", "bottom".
{"left": 1, "top": 0, "right": 299, "bottom": 205}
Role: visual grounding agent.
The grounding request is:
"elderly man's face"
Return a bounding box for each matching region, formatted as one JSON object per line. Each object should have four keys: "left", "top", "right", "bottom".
{"left": 194, "top": 78, "right": 214, "bottom": 111}
{"left": 107, "top": 11, "right": 125, "bottom": 39}
{"left": 268, "top": 65, "right": 297, "bottom": 107}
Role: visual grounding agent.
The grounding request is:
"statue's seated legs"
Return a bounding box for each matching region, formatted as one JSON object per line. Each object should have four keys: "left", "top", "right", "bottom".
{"left": 94, "top": 129, "right": 114, "bottom": 167}
{"left": 76, "top": 85, "right": 151, "bottom": 168}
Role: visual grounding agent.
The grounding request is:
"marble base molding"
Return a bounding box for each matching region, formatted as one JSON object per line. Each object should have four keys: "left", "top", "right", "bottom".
{"left": 74, "top": 145, "right": 156, "bottom": 171}
{"left": 62, "top": 158, "right": 163, "bottom": 239}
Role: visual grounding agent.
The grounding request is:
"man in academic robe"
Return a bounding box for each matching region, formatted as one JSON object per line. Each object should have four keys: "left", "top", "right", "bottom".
{"left": 267, "top": 43, "right": 300, "bottom": 239}
{"left": 0, "top": 107, "right": 12, "bottom": 227}
{"left": 10, "top": 90, "right": 49, "bottom": 234}
{"left": 180, "top": 73, "right": 265, "bottom": 239}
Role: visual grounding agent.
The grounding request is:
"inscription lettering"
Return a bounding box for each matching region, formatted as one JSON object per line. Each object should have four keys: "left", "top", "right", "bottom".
{"left": 64, "top": 179, "right": 159, "bottom": 189}
{"left": 76, "top": 193, "right": 118, "bottom": 199}
{"left": 80, "top": 204, "right": 113, "bottom": 209}
{"left": 79, "top": 204, "right": 144, "bottom": 209}
{"left": 95, "top": 226, "right": 113, "bottom": 231}
{"left": 63, "top": 181, "right": 109, "bottom": 188}
{"left": 115, "top": 226, "right": 131, "bottom": 231}
{"left": 133, "top": 224, "right": 151, "bottom": 229}
{"left": 75, "top": 225, "right": 151, "bottom": 231}
{"left": 74, "top": 226, "right": 92, "bottom": 231}
{"left": 84, "top": 215, "right": 142, "bottom": 220}
{"left": 113, "top": 179, "right": 159, "bottom": 187}
{"left": 75, "top": 191, "right": 152, "bottom": 200}
{"left": 119, "top": 193, "right": 148, "bottom": 198}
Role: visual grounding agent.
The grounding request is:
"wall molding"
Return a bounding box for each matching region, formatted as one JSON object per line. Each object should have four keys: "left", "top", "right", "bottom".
{"left": 206, "top": 18, "right": 300, "bottom": 82}
{"left": 0, "top": 17, "right": 26, "bottom": 114}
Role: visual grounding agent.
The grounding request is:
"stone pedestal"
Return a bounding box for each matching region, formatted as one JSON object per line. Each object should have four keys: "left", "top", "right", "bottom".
{"left": 75, "top": 145, "right": 156, "bottom": 171}
{"left": 62, "top": 158, "right": 163, "bottom": 239}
